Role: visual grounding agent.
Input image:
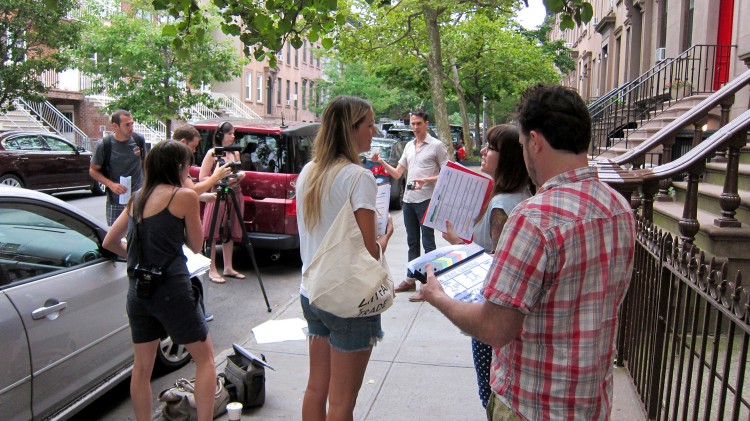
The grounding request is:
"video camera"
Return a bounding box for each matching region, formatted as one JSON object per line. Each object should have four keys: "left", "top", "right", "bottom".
{"left": 214, "top": 145, "right": 244, "bottom": 174}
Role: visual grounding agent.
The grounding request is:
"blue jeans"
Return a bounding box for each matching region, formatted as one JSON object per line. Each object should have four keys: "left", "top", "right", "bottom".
{"left": 402, "top": 199, "right": 436, "bottom": 277}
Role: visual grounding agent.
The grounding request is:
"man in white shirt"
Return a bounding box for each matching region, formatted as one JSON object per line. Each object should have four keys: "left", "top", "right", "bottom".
{"left": 374, "top": 111, "right": 449, "bottom": 301}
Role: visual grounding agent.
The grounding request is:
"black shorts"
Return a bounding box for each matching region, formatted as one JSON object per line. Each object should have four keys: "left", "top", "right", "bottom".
{"left": 126, "top": 274, "right": 208, "bottom": 345}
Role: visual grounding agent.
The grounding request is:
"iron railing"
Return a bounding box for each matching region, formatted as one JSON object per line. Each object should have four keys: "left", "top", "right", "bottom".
{"left": 210, "top": 93, "right": 261, "bottom": 120}
{"left": 590, "top": 44, "right": 734, "bottom": 160}
{"left": 16, "top": 99, "right": 92, "bottom": 151}
{"left": 597, "top": 67, "right": 750, "bottom": 420}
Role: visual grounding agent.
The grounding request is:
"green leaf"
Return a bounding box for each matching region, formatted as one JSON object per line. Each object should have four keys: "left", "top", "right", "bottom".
{"left": 162, "top": 24, "right": 178, "bottom": 37}
{"left": 321, "top": 37, "right": 333, "bottom": 49}
{"left": 542, "top": 0, "right": 564, "bottom": 12}
{"left": 560, "top": 14, "right": 574, "bottom": 30}
{"left": 580, "top": 2, "right": 594, "bottom": 23}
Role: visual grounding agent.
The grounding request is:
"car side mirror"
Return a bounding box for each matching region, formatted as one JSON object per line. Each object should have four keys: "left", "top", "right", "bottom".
{"left": 77, "top": 146, "right": 86, "bottom": 153}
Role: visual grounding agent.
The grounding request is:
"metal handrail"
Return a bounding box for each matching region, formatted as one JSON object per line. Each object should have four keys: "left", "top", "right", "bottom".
{"left": 16, "top": 98, "right": 92, "bottom": 150}
{"left": 7, "top": 100, "right": 48, "bottom": 131}
{"left": 210, "top": 93, "right": 261, "bottom": 120}
{"left": 188, "top": 102, "right": 219, "bottom": 122}
{"left": 590, "top": 44, "right": 734, "bottom": 159}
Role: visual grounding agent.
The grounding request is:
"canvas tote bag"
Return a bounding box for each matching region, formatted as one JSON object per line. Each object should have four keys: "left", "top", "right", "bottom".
{"left": 302, "top": 169, "right": 395, "bottom": 318}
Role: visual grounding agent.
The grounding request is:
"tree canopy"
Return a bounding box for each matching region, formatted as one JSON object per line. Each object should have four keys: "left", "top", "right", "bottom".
{"left": 73, "top": 2, "right": 244, "bottom": 135}
{"left": 0, "top": 0, "right": 81, "bottom": 112}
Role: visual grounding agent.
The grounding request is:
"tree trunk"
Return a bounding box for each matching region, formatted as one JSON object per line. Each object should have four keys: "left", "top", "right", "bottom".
{"left": 447, "top": 56, "right": 473, "bottom": 155}
{"left": 422, "top": 6, "right": 452, "bottom": 155}
{"left": 473, "top": 96, "right": 482, "bottom": 147}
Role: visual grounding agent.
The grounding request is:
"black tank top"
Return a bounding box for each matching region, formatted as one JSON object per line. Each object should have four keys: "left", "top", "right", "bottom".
{"left": 126, "top": 188, "right": 188, "bottom": 278}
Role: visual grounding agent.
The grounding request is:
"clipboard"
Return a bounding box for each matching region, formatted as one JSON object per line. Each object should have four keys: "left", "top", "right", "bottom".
{"left": 232, "top": 343, "right": 275, "bottom": 370}
{"left": 421, "top": 162, "right": 493, "bottom": 242}
{"left": 407, "top": 243, "right": 486, "bottom": 283}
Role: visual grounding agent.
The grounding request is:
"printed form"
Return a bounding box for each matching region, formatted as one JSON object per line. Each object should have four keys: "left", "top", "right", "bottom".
{"left": 422, "top": 162, "right": 492, "bottom": 241}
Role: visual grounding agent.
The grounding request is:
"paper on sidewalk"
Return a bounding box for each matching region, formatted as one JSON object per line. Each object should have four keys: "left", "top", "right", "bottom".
{"left": 252, "top": 318, "right": 308, "bottom": 344}
{"left": 421, "top": 162, "right": 492, "bottom": 241}
{"left": 118, "top": 175, "right": 132, "bottom": 204}
{"left": 375, "top": 183, "right": 391, "bottom": 236}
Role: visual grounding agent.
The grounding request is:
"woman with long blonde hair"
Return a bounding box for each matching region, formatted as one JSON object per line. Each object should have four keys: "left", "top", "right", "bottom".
{"left": 296, "top": 96, "right": 394, "bottom": 421}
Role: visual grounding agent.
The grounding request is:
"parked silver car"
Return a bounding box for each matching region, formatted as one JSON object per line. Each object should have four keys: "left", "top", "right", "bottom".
{"left": 0, "top": 186, "right": 191, "bottom": 420}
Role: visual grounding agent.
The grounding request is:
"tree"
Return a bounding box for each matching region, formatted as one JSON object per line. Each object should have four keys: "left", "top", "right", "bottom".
{"left": 0, "top": 0, "right": 80, "bottom": 112}
{"left": 74, "top": 3, "right": 244, "bottom": 136}
{"left": 317, "top": 61, "right": 419, "bottom": 118}
{"left": 151, "top": 0, "right": 593, "bottom": 141}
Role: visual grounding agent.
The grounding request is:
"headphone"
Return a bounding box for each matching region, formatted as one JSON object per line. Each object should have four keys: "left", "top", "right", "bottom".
{"left": 215, "top": 121, "right": 231, "bottom": 146}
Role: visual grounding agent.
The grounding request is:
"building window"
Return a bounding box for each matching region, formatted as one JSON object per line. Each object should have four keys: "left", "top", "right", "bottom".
{"left": 277, "top": 77, "right": 282, "bottom": 104}
{"left": 295, "top": 47, "right": 299, "bottom": 67}
{"left": 294, "top": 82, "right": 298, "bottom": 108}
{"left": 286, "top": 80, "right": 291, "bottom": 106}
{"left": 256, "top": 74, "right": 263, "bottom": 102}
{"left": 245, "top": 72, "right": 252, "bottom": 101}
{"left": 286, "top": 44, "right": 291, "bottom": 65}
{"left": 301, "top": 80, "right": 307, "bottom": 109}
{"left": 309, "top": 81, "right": 315, "bottom": 108}
{"left": 302, "top": 42, "right": 307, "bottom": 63}
{"left": 309, "top": 43, "right": 314, "bottom": 64}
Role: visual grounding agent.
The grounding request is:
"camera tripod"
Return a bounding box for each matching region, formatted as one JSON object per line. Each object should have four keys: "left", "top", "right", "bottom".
{"left": 205, "top": 181, "right": 272, "bottom": 312}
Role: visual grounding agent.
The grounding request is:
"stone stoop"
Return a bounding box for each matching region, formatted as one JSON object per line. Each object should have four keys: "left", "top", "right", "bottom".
{"left": 652, "top": 146, "right": 750, "bottom": 283}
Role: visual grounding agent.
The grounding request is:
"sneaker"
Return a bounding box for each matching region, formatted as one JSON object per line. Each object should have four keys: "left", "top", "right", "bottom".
{"left": 394, "top": 278, "right": 417, "bottom": 293}
{"left": 205, "top": 313, "right": 215, "bottom": 322}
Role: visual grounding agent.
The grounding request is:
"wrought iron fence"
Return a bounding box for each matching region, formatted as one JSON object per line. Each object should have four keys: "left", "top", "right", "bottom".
{"left": 618, "top": 220, "right": 749, "bottom": 420}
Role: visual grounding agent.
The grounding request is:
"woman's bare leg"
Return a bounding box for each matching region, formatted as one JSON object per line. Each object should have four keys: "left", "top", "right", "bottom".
{"left": 303, "top": 336, "right": 331, "bottom": 421}
{"left": 184, "top": 335, "right": 217, "bottom": 421}
{"left": 130, "top": 339, "right": 159, "bottom": 421}
{"left": 326, "top": 346, "right": 373, "bottom": 421}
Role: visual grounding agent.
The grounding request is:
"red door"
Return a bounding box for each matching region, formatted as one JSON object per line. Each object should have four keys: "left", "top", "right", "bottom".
{"left": 714, "top": 0, "right": 733, "bottom": 90}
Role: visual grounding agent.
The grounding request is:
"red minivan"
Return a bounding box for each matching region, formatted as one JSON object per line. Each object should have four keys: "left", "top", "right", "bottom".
{"left": 189, "top": 119, "right": 320, "bottom": 253}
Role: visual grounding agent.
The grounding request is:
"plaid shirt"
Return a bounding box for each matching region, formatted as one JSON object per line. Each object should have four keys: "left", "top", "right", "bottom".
{"left": 482, "top": 167, "right": 635, "bottom": 420}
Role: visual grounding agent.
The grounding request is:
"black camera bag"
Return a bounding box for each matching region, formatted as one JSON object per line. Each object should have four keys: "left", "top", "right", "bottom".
{"left": 223, "top": 344, "right": 271, "bottom": 407}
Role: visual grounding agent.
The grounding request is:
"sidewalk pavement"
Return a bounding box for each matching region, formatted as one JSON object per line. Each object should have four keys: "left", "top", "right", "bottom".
{"left": 210, "top": 161, "right": 646, "bottom": 420}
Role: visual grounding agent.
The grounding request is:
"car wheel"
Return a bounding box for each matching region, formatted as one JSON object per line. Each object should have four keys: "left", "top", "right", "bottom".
{"left": 155, "top": 336, "right": 191, "bottom": 371}
{"left": 0, "top": 174, "right": 24, "bottom": 188}
{"left": 91, "top": 180, "right": 106, "bottom": 196}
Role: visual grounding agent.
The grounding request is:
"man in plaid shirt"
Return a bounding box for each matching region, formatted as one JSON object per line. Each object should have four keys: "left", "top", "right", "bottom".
{"left": 422, "top": 84, "right": 635, "bottom": 420}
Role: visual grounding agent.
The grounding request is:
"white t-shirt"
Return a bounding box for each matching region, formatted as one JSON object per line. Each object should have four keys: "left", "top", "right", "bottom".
{"left": 296, "top": 162, "right": 378, "bottom": 297}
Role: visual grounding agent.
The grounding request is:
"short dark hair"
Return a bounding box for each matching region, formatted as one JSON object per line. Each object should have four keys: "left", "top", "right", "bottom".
{"left": 410, "top": 110, "right": 429, "bottom": 122}
{"left": 111, "top": 110, "right": 132, "bottom": 125}
{"left": 515, "top": 84, "right": 591, "bottom": 154}
{"left": 173, "top": 125, "right": 200, "bottom": 142}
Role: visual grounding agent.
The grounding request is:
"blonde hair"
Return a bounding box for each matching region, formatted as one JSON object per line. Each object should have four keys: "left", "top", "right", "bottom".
{"left": 303, "top": 95, "right": 373, "bottom": 229}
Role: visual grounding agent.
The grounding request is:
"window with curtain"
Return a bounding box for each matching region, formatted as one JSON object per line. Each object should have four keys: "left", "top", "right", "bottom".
{"left": 245, "top": 72, "right": 252, "bottom": 101}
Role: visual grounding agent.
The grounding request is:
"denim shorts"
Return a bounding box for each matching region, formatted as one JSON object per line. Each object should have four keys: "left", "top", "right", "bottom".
{"left": 300, "top": 294, "right": 383, "bottom": 352}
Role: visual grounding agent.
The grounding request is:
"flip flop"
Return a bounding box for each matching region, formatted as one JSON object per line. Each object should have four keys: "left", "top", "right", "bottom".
{"left": 209, "top": 274, "right": 226, "bottom": 284}
{"left": 223, "top": 271, "right": 246, "bottom": 279}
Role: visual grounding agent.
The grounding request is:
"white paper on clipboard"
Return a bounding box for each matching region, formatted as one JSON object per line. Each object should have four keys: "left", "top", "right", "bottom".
{"left": 375, "top": 183, "right": 391, "bottom": 236}
{"left": 422, "top": 163, "right": 492, "bottom": 240}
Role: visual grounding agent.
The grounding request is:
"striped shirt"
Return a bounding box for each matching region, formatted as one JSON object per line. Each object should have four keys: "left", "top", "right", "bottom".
{"left": 482, "top": 166, "right": 636, "bottom": 420}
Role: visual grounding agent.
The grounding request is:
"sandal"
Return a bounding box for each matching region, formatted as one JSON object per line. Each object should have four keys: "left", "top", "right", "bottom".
{"left": 208, "top": 274, "right": 226, "bottom": 284}
{"left": 223, "top": 270, "right": 246, "bottom": 279}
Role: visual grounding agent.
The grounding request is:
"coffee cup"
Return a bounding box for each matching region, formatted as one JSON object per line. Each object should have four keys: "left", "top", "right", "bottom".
{"left": 226, "top": 401, "right": 243, "bottom": 420}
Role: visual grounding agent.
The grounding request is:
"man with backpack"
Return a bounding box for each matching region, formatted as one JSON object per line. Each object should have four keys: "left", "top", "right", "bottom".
{"left": 89, "top": 109, "right": 146, "bottom": 225}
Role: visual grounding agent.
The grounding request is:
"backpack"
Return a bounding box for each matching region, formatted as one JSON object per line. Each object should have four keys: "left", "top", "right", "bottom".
{"left": 101, "top": 132, "right": 146, "bottom": 178}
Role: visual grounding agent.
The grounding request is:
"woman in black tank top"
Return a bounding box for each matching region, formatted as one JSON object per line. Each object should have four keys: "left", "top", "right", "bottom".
{"left": 104, "top": 140, "right": 217, "bottom": 421}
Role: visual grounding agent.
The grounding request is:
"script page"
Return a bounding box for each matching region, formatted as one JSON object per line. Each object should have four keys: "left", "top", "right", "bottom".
{"left": 375, "top": 184, "right": 391, "bottom": 236}
{"left": 422, "top": 163, "right": 491, "bottom": 240}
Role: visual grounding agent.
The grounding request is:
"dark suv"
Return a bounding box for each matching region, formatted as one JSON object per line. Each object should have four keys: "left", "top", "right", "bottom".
{"left": 189, "top": 119, "right": 319, "bottom": 252}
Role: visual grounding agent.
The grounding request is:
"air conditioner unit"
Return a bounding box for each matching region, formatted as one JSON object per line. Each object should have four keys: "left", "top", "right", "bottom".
{"left": 286, "top": 99, "right": 291, "bottom": 106}
{"left": 564, "top": 42, "right": 573, "bottom": 48}
{"left": 656, "top": 47, "right": 666, "bottom": 62}
{"left": 592, "top": 17, "right": 599, "bottom": 26}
